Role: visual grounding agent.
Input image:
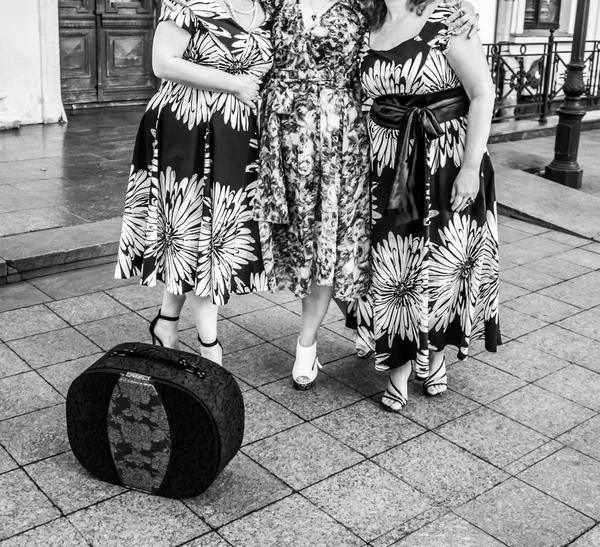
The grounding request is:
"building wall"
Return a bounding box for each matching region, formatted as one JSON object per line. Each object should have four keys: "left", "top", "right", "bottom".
{"left": 0, "top": 0, "right": 65, "bottom": 126}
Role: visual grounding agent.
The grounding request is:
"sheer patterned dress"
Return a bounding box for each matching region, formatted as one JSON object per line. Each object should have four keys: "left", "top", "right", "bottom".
{"left": 351, "top": 2, "right": 501, "bottom": 374}
{"left": 115, "top": 0, "right": 273, "bottom": 306}
{"left": 253, "top": 0, "right": 371, "bottom": 301}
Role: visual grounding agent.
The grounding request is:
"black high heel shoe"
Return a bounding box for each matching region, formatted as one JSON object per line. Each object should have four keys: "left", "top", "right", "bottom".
{"left": 198, "top": 335, "right": 223, "bottom": 366}
{"left": 149, "top": 309, "right": 180, "bottom": 347}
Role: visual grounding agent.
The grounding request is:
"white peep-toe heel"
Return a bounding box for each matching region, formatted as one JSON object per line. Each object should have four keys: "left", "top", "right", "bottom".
{"left": 292, "top": 340, "right": 322, "bottom": 390}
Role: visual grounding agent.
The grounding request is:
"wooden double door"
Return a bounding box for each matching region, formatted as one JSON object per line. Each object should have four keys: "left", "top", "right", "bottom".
{"left": 59, "top": 0, "right": 157, "bottom": 106}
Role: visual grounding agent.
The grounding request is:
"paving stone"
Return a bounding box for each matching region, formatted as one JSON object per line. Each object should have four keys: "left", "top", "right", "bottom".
{"left": 475, "top": 339, "right": 569, "bottom": 382}
{"left": 570, "top": 525, "right": 600, "bottom": 547}
{"left": 324, "top": 318, "right": 357, "bottom": 341}
{"left": 400, "top": 383, "right": 481, "bottom": 429}
{"left": 183, "top": 532, "right": 233, "bottom": 547}
{"left": 271, "top": 328, "right": 356, "bottom": 364}
{"left": 47, "top": 292, "right": 130, "bottom": 325}
{"left": 518, "top": 325, "right": 600, "bottom": 369}
{"left": 36, "top": 353, "right": 101, "bottom": 397}
{"left": 303, "top": 461, "right": 431, "bottom": 542}
{"left": 7, "top": 328, "right": 100, "bottom": 369}
{"left": 219, "top": 494, "right": 366, "bottom": 547}
{"left": 242, "top": 389, "right": 303, "bottom": 445}
{"left": 220, "top": 343, "right": 290, "bottom": 387}
{"left": 322, "top": 354, "right": 387, "bottom": 397}
{"left": 503, "top": 291, "right": 581, "bottom": 323}
{"left": 498, "top": 281, "right": 530, "bottom": 303}
{"left": 394, "top": 513, "right": 505, "bottom": 547}
{"left": 500, "top": 265, "right": 563, "bottom": 291}
{"left": 526, "top": 255, "right": 592, "bottom": 280}
{"left": 501, "top": 236, "right": 572, "bottom": 265}
{"left": 557, "top": 247, "right": 600, "bottom": 270}
{"left": 67, "top": 491, "right": 209, "bottom": 547}
{"left": 541, "top": 230, "right": 590, "bottom": 247}
{"left": 243, "top": 423, "right": 364, "bottom": 490}
{"left": 496, "top": 306, "right": 547, "bottom": 340}
{"left": 535, "top": 365, "right": 600, "bottom": 411}
{"left": 558, "top": 306, "right": 600, "bottom": 342}
{"left": 456, "top": 477, "right": 593, "bottom": 547}
{"left": 0, "top": 518, "right": 89, "bottom": 547}
{"left": 180, "top": 319, "right": 263, "bottom": 356}
{"left": 503, "top": 219, "right": 550, "bottom": 235}
{"left": 25, "top": 452, "right": 125, "bottom": 514}
{"left": 0, "top": 469, "right": 60, "bottom": 540}
{"left": 0, "top": 343, "right": 29, "bottom": 379}
{"left": 436, "top": 407, "right": 549, "bottom": 468}
{"left": 258, "top": 373, "right": 364, "bottom": 421}
{"left": 218, "top": 292, "right": 275, "bottom": 318}
{"left": 447, "top": 359, "right": 526, "bottom": 404}
{"left": 374, "top": 432, "right": 508, "bottom": 508}
{"left": 230, "top": 306, "right": 300, "bottom": 341}
{"left": 0, "top": 282, "right": 52, "bottom": 313}
{"left": 106, "top": 282, "right": 175, "bottom": 311}
{"left": 540, "top": 279, "right": 600, "bottom": 310}
{"left": 519, "top": 448, "right": 600, "bottom": 518}
{"left": 0, "top": 305, "right": 68, "bottom": 342}
{"left": 183, "top": 453, "right": 291, "bottom": 528}
{"left": 0, "top": 372, "right": 63, "bottom": 420}
{"left": 312, "top": 399, "right": 425, "bottom": 458}
{"left": 75, "top": 312, "right": 150, "bottom": 351}
{"left": 498, "top": 224, "right": 533, "bottom": 244}
{"left": 503, "top": 440, "right": 565, "bottom": 476}
{"left": 557, "top": 415, "right": 600, "bottom": 461}
{"left": 259, "top": 289, "right": 298, "bottom": 304}
{"left": 489, "top": 384, "right": 595, "bottom": 438}
{"left": 29, "top": 263, "right": 136, "bottom": 300}
{"left": 0, "top": 404, "right": 68, "bottom": 465}
{"left": 0, "top": 445, "right": 17, "bottom": 475}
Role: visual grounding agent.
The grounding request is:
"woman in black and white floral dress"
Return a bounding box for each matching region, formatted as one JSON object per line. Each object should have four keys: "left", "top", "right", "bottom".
{"left": 115, "top": 0, "right": 272, "bottom": 364}
{"left": 352, "top": 0, "right": 501, "bottom": 411}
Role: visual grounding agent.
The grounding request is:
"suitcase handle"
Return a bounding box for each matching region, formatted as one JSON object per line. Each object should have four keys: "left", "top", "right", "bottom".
{"left": 110, "top": 347, "right": 207, "bottom": 380}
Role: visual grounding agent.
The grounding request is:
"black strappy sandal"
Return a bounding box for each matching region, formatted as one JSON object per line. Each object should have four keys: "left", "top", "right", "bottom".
{"left": 149, "top": 309, "right": 179, "bottom": 347}
{"left": 423, "top": 356, "right": 448, "bottom": 397}
{"left": 198, "top": 335, "right": 223, "bottom": 366}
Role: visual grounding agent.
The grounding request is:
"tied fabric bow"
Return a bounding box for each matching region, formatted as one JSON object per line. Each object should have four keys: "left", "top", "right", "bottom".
{"left": 370, "top": 88, "right": 470, "bottom": 225}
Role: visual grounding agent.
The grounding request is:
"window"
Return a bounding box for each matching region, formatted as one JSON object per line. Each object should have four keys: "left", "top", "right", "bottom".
{"left": 524, "top": 0, "right": 562, "bottom": 30}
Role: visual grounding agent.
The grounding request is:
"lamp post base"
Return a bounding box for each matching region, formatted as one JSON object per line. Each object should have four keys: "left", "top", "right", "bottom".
{"left": 544, "top": 162, "right": 583, "bottom": 189}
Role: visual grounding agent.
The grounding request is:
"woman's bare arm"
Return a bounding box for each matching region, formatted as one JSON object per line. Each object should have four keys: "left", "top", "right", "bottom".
{"left": 446, "top": 28, "right": 495, "bottom": 212}
{"left": 153, "top": 20, "right": 260, "bottom": 109}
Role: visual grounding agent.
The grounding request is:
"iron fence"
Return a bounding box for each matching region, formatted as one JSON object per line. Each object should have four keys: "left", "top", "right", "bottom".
{"left": 485, "top": 35, "right": 600, "bottom": 123}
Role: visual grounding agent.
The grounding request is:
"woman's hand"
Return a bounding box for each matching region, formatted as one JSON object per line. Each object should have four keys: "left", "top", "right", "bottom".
{"left": 450, "top": 167, "right": 480, "bottom": 212}
{"left": 233, "top": 74, "right": 261, "bottom": 110}
{"left": 446, "top": 1, "right": 480, "bottom": 39}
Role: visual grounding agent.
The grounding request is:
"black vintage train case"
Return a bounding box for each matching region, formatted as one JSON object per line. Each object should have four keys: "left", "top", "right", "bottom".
{"left": 66, "top": 342, "right": 244, "bottom": 499}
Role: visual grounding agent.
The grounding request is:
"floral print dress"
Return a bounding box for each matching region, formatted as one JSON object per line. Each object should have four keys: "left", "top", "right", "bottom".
{"left": 115, "top": 0, "right": 273, "bottom": 305}
{"left": 253, "top": 0, "right": 371, "bottom": 301}
{"left": 351, "top": 2, "right": 501, "bottom": 373}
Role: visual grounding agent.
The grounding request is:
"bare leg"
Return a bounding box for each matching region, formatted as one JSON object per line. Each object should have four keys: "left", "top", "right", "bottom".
{"left": 381, "top": 361, "right": 412, "bottom": 412}
{"left": 299, "top": 283, "right": 335, "bottom": 347}
{"left": 151, "top": 289, "right": 185, "bottom": 349}
{"left": 187, "top": 293, "right": 222, "bottom": 365}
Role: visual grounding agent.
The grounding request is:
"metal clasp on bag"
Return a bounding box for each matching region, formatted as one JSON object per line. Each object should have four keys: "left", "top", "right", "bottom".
{"left": 178, "top": 358, "right": 207, "bottom": 380}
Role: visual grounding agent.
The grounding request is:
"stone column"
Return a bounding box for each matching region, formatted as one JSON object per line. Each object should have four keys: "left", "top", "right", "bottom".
{"left": 0, "top": 91, "right": 21, "bottom": 130}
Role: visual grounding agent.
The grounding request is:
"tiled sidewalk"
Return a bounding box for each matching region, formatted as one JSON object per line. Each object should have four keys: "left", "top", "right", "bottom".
{"left": 1, "top": 217, "right": 600, "bottom": 546}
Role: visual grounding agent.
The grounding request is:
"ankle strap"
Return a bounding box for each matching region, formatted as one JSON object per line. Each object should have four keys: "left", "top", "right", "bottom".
{"left": 158, "top": 308, "right": 179, "bottom": 321}
{"left": 198, "top": 335, "right": 220, "bottom": 348}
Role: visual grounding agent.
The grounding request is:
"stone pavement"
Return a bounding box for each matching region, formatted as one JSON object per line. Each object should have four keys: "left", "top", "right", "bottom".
{"left": 2, "top": 216, "right": 600, "bottom": 546}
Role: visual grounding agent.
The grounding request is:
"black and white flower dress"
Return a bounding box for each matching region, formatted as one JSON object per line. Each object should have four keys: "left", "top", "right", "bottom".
{"left": 351, "top": 2, "right": 501, "bottom": 373}
{"left": 115, "top": 0, "right": 273, "bottom": 305}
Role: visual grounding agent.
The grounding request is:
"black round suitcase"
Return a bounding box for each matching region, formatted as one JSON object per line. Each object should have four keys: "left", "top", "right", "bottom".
{"left": 66, "top": 342, "right": 244, "bottom": 499}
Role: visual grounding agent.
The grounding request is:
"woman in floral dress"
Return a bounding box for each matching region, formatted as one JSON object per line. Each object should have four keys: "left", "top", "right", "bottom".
{"left": 115, "top": 0, "right": 272, "bottom": 364}
{"left": 353, "top": 0, "right": 501, "bottom": 411}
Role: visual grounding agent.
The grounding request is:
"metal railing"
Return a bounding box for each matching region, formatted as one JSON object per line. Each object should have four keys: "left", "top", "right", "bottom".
{"left": 485, "top": 34, "right": 600, "bottom": 123}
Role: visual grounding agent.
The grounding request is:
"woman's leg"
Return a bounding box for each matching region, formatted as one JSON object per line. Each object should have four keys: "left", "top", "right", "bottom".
{"left": 425, "top": 349, "right": 448, "bottom": 396}
{"left": 187, "top": 293, "right": 222, "bottom": 365}
{"left": 299, "top": 283, "right": 335, "bottom": 347}
{"left": 382, "top": 361, "right": 412, "bottom": 412}
{"left": 151, "top": 289, "right": 186, "bottom": 349}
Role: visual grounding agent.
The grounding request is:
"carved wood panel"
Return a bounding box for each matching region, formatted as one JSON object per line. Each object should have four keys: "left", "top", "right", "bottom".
{"left": 59, "top": 0, "right": 157, "bottom": 105}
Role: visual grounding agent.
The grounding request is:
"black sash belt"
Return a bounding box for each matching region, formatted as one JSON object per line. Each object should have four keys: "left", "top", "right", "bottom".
{"left": 370, "top": 86, "right": 470, "bottom": 225}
